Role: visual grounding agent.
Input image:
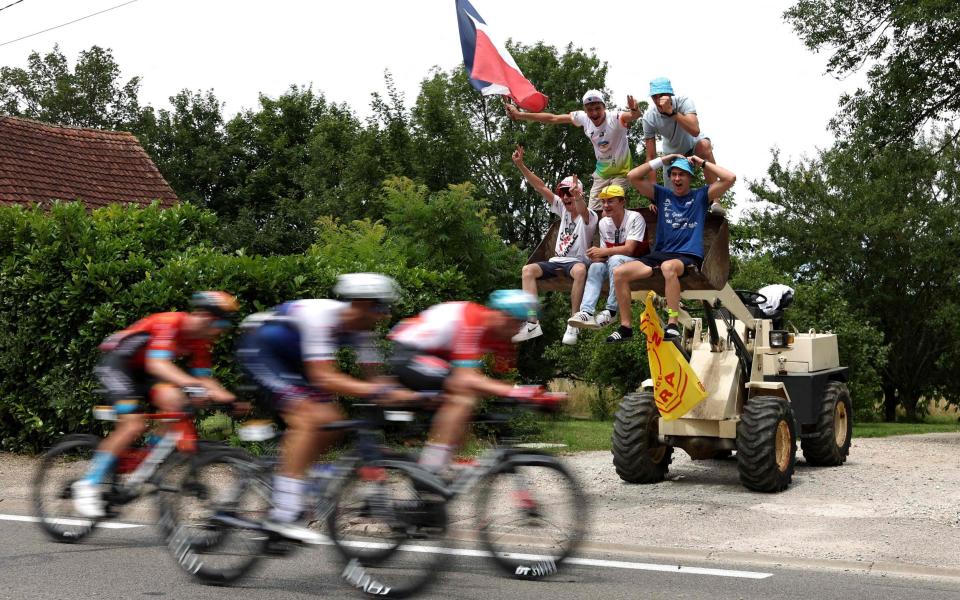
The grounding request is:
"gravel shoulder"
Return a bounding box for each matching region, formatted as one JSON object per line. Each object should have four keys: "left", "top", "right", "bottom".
{"left": 3, "top": 433, "right": 959, "bottom": 571}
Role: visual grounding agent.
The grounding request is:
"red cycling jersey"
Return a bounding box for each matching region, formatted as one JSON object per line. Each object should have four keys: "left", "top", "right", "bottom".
{"left": 101, "top": 312, "right": 213, "bottom": 375}
{"left": 388, "top": 302, "right": 513, "bottom": 370}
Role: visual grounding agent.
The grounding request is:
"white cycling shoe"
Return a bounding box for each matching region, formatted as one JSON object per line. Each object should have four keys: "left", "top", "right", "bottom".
{"left": 72, "top": 480, "right": 105, "bottom": 518}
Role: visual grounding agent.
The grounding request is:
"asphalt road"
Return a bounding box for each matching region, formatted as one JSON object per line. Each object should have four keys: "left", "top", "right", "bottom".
{"left": 1, "top": 515, "right": 958, "bottom": 600}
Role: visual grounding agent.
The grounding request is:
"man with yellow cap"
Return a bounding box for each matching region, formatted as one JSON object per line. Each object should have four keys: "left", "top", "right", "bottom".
{"left": 567, "top": 184, "right": 648, "bottom": 331}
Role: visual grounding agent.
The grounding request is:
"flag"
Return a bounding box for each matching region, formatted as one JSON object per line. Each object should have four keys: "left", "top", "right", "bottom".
{"left": 639, "top": 292, "right": 708, "bottom": 420}
{"left": 455, "top": 0, "right": 548, "bottom": 112}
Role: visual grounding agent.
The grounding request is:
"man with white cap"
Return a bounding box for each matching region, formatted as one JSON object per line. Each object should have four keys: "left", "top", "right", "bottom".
{"left": 606, "top": 154, "right": 736, "bottom": 344}
{"left": 642, "top": 77, "right": 719, "bottom": 188}
{"left": 510, "top": 145, "right": 598, "bottom": 345}
{"left": 505, "top": 90, "right": 641, "bottom": 211}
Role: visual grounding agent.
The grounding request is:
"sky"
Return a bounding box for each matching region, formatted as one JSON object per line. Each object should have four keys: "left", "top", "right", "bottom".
{"left": 0, "top": 0, "right": 859, "bottom": 214}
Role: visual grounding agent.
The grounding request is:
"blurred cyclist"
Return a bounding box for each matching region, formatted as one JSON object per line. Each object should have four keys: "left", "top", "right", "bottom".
{"left": 74, "top": 291, "right": 240, "bottom": 518}
{"left": 237, "top": 273, "right": 418, "bottom": 541}
{"left": 388, "top": 290, "right": 542, "bottom": 472}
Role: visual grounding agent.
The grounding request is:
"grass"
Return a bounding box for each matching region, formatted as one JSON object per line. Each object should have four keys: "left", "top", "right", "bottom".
{"left": 852, "top": 414, "right": 960, "bottom": 438}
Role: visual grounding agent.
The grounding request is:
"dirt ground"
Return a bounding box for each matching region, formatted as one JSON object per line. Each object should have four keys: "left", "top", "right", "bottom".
{"left": 3, "top": 433, "right": 959, "bottom": 573}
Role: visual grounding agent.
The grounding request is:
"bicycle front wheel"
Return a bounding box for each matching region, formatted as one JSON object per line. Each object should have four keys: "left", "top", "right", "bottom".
{"left": 476, "top": 454, "right": 587, "bottom": 579}
{"left": 328, "top": 462, "right": 449, "bottom": 598}
{"left": 160, "top": 448, "right": 270, "bottom": 585}
{"left": 32, "top": 435, "right": 102, "bottom": 543}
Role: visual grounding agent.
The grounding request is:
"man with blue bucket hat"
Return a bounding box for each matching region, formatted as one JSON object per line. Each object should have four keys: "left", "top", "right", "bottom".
{"left": 604, "top": 153, "right": 736, "bottom": 344}
{"left": 642, "top": 77, "right": 718, "bottom": 187}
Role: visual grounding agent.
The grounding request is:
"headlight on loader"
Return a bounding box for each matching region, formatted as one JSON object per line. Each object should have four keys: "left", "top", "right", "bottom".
{"left": 769, "top": 330, "right": 794, "bottom": 348}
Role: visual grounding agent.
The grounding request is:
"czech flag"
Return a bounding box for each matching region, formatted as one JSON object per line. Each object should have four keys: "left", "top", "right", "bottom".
{"left": 455, "top": 0, "right": 548, "bottom": 112}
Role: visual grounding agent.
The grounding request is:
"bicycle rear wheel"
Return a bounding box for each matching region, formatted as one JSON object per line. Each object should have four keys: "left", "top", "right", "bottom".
{"left": 476, "top": 454, "right": 587, "bottom": 579}
{"left": 328, "top": 462, "right": 449, "bottom": 598}
{"left": 161, "top": 448, "right": 270, "bottom": 584}
{"left": 32, "top": 436, "right": 103, "bottom": 543}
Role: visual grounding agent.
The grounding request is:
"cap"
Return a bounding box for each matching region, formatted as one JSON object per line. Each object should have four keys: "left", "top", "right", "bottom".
{"left": 557, "top": 175, "right": 584, "bottom": 194}
{"left": 598, "top": 184, "right": 626, "bottom": 199}
{"left": 581, "top": 89, "right": 605, "bottom": 105}
{"left": 667, "top": 157, "right": 694, "bottom": 176}
{"left": 649, "top": 77, "right": 675, "bottom": 96}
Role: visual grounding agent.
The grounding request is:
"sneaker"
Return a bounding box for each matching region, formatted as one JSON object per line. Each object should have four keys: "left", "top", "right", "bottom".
{"left": 511, "top": 321, "right": 543, "bottom": 343}
{"left": 605, "top": 326, "right": 633, "bottom": 344}
{"left": 595, "top": 309, "right": 616, "bottom": 327}
{"left": 72, "top": 480, "right": 105, "bottom": 518}
{"left": 562, "top": 325, "right": 578, "bottom": 346}
{"left": 664, "top": 324, "right": 682, "bottom": 341}
{"left": 567, "top": 311, "right": 598, "bottom": 330}
{"left": 261, "top": 515, "right": 325, "bottom": 545}
{"left": 710, "top": 202, "right": 726, "bottom": 217}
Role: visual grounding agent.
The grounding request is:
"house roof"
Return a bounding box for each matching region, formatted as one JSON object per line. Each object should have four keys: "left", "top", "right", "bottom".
{"left": 0, "top": 116, "right": 178, "bottom": 209}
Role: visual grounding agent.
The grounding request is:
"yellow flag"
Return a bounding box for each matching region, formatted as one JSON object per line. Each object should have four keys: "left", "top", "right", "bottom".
{"left": 639, "top": 291, "right": 707, "bottom": 420}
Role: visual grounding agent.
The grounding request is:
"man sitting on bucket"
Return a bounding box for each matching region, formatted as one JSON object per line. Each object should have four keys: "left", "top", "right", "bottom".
{"left": 606, "top": 154, "right": 736, "bottom": 344}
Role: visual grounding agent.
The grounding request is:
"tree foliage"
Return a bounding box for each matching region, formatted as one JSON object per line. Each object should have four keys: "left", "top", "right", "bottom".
{"left": 785, "top": 0, "right": 960, "bottom": 145}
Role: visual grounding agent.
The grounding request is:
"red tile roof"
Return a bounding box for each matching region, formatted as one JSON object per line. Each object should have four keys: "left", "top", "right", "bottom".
{"left": 0, "top": 116, "right": 178, "bottom": 209}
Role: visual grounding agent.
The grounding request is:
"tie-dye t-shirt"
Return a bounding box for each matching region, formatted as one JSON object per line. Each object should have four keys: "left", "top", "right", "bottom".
{"left": 570, "top": 110, "right": 633, "bottom": 179}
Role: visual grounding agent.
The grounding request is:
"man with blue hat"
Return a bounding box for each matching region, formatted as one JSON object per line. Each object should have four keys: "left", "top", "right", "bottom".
{"left": 605, "top": 153, "right": 736, "bottom": 343}
{"left": 505, "top": 89, "right": 642, "bottom": 211}
{"left": 642, "top": 77, "right": 718, "bottom": 187}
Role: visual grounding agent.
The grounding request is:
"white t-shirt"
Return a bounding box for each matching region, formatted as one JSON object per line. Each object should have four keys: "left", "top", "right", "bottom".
{"left": 570, "top": 110, "right": 633, "bottom": 179}
{"left": 275, "top": 299, "right": 380, "bottom": 364}
{"left": 599, "top": 210, "right": 646, "bottom": 250}
{"left": 549, "top": 195, "right": 598, "bottom": 263}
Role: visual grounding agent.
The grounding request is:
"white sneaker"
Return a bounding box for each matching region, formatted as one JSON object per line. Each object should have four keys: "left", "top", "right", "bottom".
{"left": 72, "top": 480, "right": 105, "bottom": 518}
{"left": 512, "top": 321, "right": 543, "bottom": 343}
{"left": 710, "top": 202, "right": 726, "bottom": 217}
{"left": 562, "top": 325, "right": 579, "bottom": 345}
{"left": 567, "top": 311, "right": 598, "bottom": 330}
{"left": 595, "top": 309, "right": 616, "bottom": 327}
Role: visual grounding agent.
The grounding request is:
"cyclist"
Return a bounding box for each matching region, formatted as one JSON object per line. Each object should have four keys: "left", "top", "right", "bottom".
{"left": 387, "top": 290, "right": 542, "bottom": 472}
{"left": 73, "top": 291, "right": 240, "bottom": 518}
{"left": 236, "top": 273, "right": 418, "bottom": 541}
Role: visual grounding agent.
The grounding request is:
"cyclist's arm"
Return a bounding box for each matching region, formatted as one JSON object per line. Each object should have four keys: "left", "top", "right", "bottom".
{"left": 305, "top": 360, "right": 382, "bottom": 398}
{"left": 447, "top": 367, "right": 515, "bottom": 398}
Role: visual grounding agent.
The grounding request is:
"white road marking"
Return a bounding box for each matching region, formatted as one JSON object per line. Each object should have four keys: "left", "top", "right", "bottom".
{"left": 0, "top": 513, "right": 143, "bottom": 529}
{"left": 1, "top": 513, "right": 771, "bottom": 579}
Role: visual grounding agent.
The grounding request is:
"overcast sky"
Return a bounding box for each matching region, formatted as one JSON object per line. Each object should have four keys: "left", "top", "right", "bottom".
{"left": 0, "top": 0, "right": 857, "bottom": 212}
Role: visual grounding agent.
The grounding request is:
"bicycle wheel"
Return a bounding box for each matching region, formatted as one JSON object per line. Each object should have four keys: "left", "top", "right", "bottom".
{"left": 328, "top": 462, "right": 449, "bottom": 598}
{"left": 476, "top": 454, "right": 587, "bottom": 579}
{"left": 33, "top": 435, "right": 103, "bottom": 543}
{"left": 161, "top": 448, "right": 270, "bottom": 584}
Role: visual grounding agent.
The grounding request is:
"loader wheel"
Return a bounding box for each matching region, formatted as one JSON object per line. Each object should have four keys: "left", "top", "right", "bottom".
{"left": 736, "top": 396, "right": 796, "bottom": 492}
{"left": 801, "top": 382, "right": 852, "bottom": 466}
{"left": 612, "top": 392, "right": 673, "bottom": 483}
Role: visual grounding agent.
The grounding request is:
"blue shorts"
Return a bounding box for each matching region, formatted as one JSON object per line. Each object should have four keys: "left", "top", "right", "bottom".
{"left": 639, "top": 251, "right": 703, "bottom": 274}
{"left": 533, "top": 259, "right": 586, "bottom": 280}
{"left": 237, "top": 322, "right": 330, "bottom": 410}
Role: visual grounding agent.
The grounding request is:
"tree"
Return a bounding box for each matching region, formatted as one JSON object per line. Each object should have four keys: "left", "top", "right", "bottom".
{"left": 0, "top": 45, "right": 144, "bottom": 131}
{"left": 745, "top": 132, "right": 960, "bottom": 419}
{"left": 785, "top": 0, "right": 960, "bottom": 146}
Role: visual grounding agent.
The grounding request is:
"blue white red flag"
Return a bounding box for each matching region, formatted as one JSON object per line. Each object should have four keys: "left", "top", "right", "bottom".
{"left": 455, "top": 0, "right": 548, "bottom": 112}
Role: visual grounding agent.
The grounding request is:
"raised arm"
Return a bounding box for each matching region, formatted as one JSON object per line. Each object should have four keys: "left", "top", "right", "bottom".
{"left": 505, "top": 101, "right": 576, "bottom": 125}
{"left": 688, "top": 155, "right": 736, "bottom": 201}
{"left": 511, "top": 145, "right": 554, "bottom": 202}
{"left": 618, "top": 95, "right": 643, "bottom": 127}
{"left": 643, "top": 138, "right": 659, "bottom": 185}
{"left": 656, "top": 95, "right": 700, "bottom": 137}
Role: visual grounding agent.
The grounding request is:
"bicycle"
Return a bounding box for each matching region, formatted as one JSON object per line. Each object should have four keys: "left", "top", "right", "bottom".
{"left": 32, "top": 386, "right": 252, "bottom": 545}
{"left": 326, "top": 390, "right": 588, "bottom": 598}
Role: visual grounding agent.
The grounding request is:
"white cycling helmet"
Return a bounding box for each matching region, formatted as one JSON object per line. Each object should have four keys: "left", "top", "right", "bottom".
{"left": 334, "top": 272, "right": 400, "bottom": 304}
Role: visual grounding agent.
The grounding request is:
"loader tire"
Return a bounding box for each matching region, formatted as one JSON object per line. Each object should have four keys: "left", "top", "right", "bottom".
{"left": 801, "top": 382, "right": 852, "bottom": 466}
{"left": 736, "top": 396, "right": 796, "bottom": 492}
{"left": 612, "top": 392, "right": 673, "bottom": 483}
